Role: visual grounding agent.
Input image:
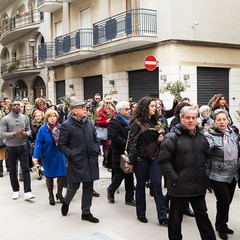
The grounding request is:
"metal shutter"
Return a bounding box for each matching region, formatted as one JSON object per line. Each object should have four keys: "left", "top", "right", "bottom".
{"left": 197, "top": 67, "right": 229, "bottom": 107}
{"left": 56, "top": 80, "right": 66, "bottom": 104}
{"left": 84, "top": 75, "right": 103, "bottom": 100}
{"left": 128, "top": 68, "right": 159, "bottom": 102}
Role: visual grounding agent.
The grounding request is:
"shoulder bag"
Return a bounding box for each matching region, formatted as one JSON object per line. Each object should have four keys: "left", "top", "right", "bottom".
{"left": 120, "top": 131, "right": 133, "bottom": 173}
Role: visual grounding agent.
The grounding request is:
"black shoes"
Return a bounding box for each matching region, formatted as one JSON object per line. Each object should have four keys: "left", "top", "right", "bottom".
{"left": 56, "top": 193, "right": 64, "bottom": 203}
{"left": 218, "top": 232, "right": 228, "bottom": 240}
{"left": 125, "top": 199, "right": 136, "bottom": 206}
{"left": 138, "top": 217, "right": 148, "bottom": 223}
{"left": 225, "top": 228, "right": 234, "bottom": 234}
{"left": 93, "top": 190, "right": 100, "bottom": 197}
{"left": 49, "top": 196, "right": 55, "bottom": 206}
{"left": 183, "top": 207, "right": 195, "bottom": 217}
{"left": 159, "top": 218, "right": 168, "bottom": 227}
{"left": 82, "top": 214, "right": 99, "bottom": 223}
{"left": 107, "top": 189, "right": 114, "bottom": 203}
{"left": 61, "top": 201, "right": 69, "bottom": 216}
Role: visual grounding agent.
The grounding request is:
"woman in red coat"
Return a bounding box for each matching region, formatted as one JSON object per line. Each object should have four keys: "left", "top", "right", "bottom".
{"left": 95, "top": 97, "right": 116, "bottom": 168}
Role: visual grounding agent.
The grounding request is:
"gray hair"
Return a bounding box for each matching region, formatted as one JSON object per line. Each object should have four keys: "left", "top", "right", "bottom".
{"left": 212, "top": 109, "right": 229, "bottom": 120}
{"left": 115, "top": 101, "right": 130, "bottom": 112}
{"left": 179, "top": 106, "right": 198, "bottom": 118}
{"left": 199, "top": 105, "right": 210, "bottom": 114}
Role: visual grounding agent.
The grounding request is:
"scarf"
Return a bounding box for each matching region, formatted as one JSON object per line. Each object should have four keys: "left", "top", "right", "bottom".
{"left": 71, "top": 113, "right": 87, "bottom": 124}
{"left": 118, "top": 113, "right": 130, "bottom": 126}
{"left": 219, "top": 128, "right": 238, "bottom": 161}
{"left": 47, "top": 122, "right": 60, "bottom": 145}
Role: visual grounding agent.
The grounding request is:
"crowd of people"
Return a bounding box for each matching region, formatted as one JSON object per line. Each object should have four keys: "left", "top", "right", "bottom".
{"left": 0, "top": 92, "right": 239, "bottom": 240}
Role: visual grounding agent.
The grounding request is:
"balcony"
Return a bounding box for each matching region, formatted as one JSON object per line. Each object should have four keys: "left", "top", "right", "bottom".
{"left": 1, "top": 55, "right": 41, "bottom": 81}
{"left": 0, "top": 10, "right": 44, "bottom": 45}
{"left": 38, "top": 29, "right": 99, "bottom": 66}
{"left": 61, "top": 0, "right": 74, "bottom": 2}
{"left": 93, "top": 8, "right": 158, "bottom": 54}
{"left": 37, "top": 0, "right": 63, "bottom": 13}
{"left": 38, "top": 42, "right": 58, "bottom": 67}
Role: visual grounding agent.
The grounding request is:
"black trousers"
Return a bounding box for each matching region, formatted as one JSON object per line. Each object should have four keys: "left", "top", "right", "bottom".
{"left": 169, "top": 195, "right": 216, "bottom": 240}
{"left": 8, "top": 145, "right": 31, "bottom": 193}
{"left": 64, "top": 181, "right": 93, "bottom": 214}
{"left": 210, "top": 178, "right": 236, "bottom": 233}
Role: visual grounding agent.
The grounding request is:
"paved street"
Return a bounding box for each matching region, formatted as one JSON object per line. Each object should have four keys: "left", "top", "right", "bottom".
{"left": 0, "top": 157, "right": 240, "bottom": 240}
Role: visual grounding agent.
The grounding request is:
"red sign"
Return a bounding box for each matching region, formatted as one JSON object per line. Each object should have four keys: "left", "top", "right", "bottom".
{"left": 144, "top": 55, "right": 157, "bottom": 71}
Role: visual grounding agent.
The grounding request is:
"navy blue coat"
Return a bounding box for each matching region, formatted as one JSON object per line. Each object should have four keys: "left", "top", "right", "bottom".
{"left": 57, "top": 116, "right": 100, "bottom": 183}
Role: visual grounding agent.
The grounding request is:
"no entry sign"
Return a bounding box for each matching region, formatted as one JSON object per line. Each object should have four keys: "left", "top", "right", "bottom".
{"left": 144, "top": 55, "right": 157, "bottom": 71}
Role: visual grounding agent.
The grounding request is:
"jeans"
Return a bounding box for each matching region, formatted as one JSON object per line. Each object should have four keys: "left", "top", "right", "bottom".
{"left": 64, "top": 181, "right": 93, "bottom": 214}
{"left": 134, "top": 157, "right": 167, "bottom": 220}
{"left": 210, "top": 178, "right": 236, "bottom": 233}
{"left": 169, "top": 196, "right": 216, "bottom": 240}
{"left": 108, "top": 167, "right": 134, "bottom": 202}
{"left": 8, "top": 145, "right": 31, "bottom": 193}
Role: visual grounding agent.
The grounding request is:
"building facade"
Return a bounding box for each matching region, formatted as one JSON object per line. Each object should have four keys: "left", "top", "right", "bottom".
{"left": 1, "top": 0, "right": 240, "bottom": 125}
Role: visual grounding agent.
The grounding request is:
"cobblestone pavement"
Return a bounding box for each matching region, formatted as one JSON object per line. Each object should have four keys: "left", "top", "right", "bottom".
{"left": 0, "top": 157, "right": 240, "bottom": 240}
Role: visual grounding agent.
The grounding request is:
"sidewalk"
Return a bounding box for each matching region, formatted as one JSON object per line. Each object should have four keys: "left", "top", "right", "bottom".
{"left": 0, "top": 157, "right": 240, "bottom": 240}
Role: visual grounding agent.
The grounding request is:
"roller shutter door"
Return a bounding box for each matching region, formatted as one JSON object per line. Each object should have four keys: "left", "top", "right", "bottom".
{"left": 84, "top": 75, "right": 103, "bottom": 100}
{"left": 128, "top": 68, "right": 159, "bottom": 102}
{"left": 56, "top": 80, "right": 65, "bottom": 104}
{"left": 197, "top": 67, "right": 229, "bottom": 107}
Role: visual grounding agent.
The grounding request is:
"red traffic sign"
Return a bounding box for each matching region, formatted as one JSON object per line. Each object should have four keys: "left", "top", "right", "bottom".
{"left": 144, "top": 55, "right": 157, "bottom": 71}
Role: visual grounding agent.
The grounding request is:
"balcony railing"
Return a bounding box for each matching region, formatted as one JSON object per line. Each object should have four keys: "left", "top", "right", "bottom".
{"left": 93, "top": 8, "right": 157, "bottom": 46}
{"left": 2, "top": 55, "right": 37, "bottom": 75}
{"left": 38, "top": 42, "right": 55, "bottom": 62}
{"left": 55, "top": 28, "right": 93, "bottom": 57}
{"left": 1, "top": 10, "right": 44, "bottom": 35}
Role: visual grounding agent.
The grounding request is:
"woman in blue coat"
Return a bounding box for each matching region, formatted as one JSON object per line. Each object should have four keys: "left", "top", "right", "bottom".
{"left": 33, "top": 109, "right": 66, "bottom": 206}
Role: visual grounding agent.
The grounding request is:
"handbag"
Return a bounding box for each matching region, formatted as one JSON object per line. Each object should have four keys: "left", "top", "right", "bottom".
{"left": 96, "top": 127, "right": 108, "bottom": 140}
{"left": 120, "top": 131, "right": 133, "bottom": 173}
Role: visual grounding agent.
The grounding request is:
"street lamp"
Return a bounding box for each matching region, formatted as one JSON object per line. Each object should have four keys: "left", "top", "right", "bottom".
{"left": 29, "top": 36, "right": 36, "bottom": 67}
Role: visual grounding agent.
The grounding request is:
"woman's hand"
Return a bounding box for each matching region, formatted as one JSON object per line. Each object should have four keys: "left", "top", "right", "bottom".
{"left": 32, "top": 158, "right": 38, "bottom": 165}
{"left": 125, "top": 162, "right": 133, "bottom": 173}
{"left": 158, "top": 132, "right": 164, "bottom": 142}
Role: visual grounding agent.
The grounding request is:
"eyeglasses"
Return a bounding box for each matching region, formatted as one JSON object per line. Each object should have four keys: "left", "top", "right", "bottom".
{"left": 105, "top": 102, "right": 111, "bottom": 104}
{"left": 12, "top": 104, "right": 20, "bottom": 106}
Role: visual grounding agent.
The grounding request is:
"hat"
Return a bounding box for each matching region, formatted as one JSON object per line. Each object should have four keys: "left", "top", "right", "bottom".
{"left": 70, "top": 101, "right": 87, "bottom": 110}
{"left": 0, "top": 97, "right": 4, "bottom": 102}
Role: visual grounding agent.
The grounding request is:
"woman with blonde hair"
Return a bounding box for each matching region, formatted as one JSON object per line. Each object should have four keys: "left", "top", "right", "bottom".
{"left": 32, "top": 109, "right": 66, "bottom": 205}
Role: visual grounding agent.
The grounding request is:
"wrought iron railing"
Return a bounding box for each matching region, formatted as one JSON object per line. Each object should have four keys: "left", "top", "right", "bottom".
{"left": 1, "top": 55, "right": 37, "bottom": 75}
{"left": 38, "top": 42, "right": 55, "bottom": 62}
{"left": 1, "top": 10, "right": 44, "bottom": 35}
{"left": 55, "top": 28, "right": 93, "bottom": 57}
{"left": 93, "top": 8, "right": 157, "bottom": 45}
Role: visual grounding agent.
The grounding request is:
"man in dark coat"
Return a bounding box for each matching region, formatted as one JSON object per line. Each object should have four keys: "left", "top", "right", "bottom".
{"left": 158, "top": 106, "right": 216, "bottom": 240}
{"left": 57, "top": 101, "right": 100, "bottom": 223}
{"left": 107, "top": 101, "right": 135, "bottom": 205}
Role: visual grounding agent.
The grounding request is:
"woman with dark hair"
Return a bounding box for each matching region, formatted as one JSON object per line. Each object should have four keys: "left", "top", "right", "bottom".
{"left": 127, "top": 97, "right": 168, "bottom": 225}
{"left": 205, "top": 109, "right": 240, "bottom": 240}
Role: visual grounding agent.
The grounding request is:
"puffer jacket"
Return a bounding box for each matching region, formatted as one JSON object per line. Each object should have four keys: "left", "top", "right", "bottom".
{"left": 158, "top": 124, "right": 210, "bottom": 197}
{"left": 204, "top": 126, "right": 240, "bottom": 183}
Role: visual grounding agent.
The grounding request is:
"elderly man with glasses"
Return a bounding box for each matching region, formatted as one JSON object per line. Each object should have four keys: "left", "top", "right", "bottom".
{"left": 107, "top": 101, "right": 135, "bottom": 206}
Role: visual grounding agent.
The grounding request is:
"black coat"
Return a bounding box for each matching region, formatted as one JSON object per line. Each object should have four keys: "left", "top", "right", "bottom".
{"left": 57, "top": 116, "right": 100, "bottom": 183}
{"left": 108, "top": 115, "right": 130, "bottom": 169}
{"left": 157, "top": 124, "right": 209, "bottom": 197}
